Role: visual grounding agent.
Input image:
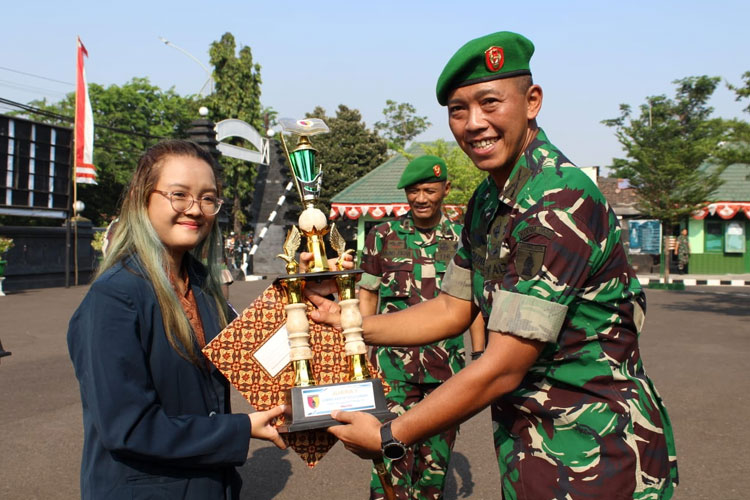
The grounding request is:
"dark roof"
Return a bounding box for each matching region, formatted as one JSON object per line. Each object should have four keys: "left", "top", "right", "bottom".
{"left": 711, "top": 163, "right": 750, "bottom": 201}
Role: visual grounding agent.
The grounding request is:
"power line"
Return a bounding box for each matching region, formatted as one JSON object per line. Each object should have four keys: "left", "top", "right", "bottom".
{"left": 0, "top": 97, "right": 167, "bottom": 140}
{"left": 0, "top": 65, "right": 74, "bottom": 86}
{"left": 0, "top": 79, "right": 68, "bottom": 97}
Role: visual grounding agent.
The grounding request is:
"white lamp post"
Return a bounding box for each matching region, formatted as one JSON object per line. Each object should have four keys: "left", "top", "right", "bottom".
{"left": 158, "top": 37, "right": 214, "bottom": 96}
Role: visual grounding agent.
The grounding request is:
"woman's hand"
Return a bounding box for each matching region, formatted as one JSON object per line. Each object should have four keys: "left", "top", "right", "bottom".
{"left": 249, "top": 406, "right": 287, "bottom": 449}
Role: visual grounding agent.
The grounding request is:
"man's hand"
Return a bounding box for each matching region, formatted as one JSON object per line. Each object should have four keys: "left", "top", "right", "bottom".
{"left": 306, "top": 291, "right": 342, "bottom": 329}
{"left": 249, "top": 406, "right": 287, "bottom": 450}
{"left": 299, "top": 251, "right": 355, "bottom": 297}
{"left": 327, "top": 410, "right": 383, "bottom": 459}
{"left": 298, "top": 251, "right": 354, "bottom": 273}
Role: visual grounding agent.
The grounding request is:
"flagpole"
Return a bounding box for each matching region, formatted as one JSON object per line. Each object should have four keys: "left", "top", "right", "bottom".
{"left": 73, "top": 36, "right": 79, "bottom": 286}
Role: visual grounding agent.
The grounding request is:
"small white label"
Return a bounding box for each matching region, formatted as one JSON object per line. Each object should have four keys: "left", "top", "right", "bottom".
{"left": 253, "top": 325, "right": 291, "bottom": 378}
{"left": 300, "top": 382, "right": 377, "bottom": 417}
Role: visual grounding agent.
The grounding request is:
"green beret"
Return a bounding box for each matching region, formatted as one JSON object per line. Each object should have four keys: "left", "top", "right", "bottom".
{"left": 397, "top": 155, "right": 447, "bottom": 189}
{"left": 436, "top": 31, "right": 534, "bottom": 105}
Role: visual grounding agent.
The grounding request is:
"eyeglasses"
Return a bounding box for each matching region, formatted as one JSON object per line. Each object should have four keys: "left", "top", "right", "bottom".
{"left": 152, "top": 190, "right": 224, "bottom": 216}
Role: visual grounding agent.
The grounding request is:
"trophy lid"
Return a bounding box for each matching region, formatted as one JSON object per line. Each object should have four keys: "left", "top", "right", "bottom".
{"left": 279, "top": 118, "right": 330, "bottom": 136}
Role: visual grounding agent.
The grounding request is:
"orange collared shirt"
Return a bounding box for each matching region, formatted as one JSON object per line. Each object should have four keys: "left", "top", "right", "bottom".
{"left": 169, "top": 269, "right": 207, "bottom": 349}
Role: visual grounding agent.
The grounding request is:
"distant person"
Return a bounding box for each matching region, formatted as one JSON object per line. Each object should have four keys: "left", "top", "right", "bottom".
{"left": 67, "top": 140, "right": 285, "bottom": 499}
{"left": 674, "top": 228, "right": 690, "bottom": 274}
{"left": 358, "top": 155, "right": 485, "bottom": 499}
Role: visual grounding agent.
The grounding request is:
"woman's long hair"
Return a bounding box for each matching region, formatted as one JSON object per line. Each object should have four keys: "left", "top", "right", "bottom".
{"left": 96, "top": 140, "right": 228, "bottom": 364}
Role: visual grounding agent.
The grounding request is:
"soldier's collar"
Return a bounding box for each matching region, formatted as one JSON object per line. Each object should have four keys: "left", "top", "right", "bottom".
{"left": 398, "top": 211, "right": 454, "bottom": 237}
{"left": 497, "top": 127, "right": 549, "bottom": 207}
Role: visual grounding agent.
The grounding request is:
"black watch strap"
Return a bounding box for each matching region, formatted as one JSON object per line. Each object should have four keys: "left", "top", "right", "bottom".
{"left": 380, "top": 421, "right": 407, "bottom": 461}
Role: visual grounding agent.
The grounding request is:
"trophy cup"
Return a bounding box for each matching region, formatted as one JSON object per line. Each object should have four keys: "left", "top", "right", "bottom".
{"left": 275, "top": 117, "right": 393, "bottom": 432}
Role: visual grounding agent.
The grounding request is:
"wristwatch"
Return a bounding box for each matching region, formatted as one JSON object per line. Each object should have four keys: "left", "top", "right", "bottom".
{"left": 380, "top": 421, "right": 407, "bottom": 460}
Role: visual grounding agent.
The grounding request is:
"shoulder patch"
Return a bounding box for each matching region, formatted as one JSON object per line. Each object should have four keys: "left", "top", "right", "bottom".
{"left": 516, "top": 242, "right": 546, "bottom": 280}
{"left": 518, "top": 226, "right": 555, "bottom": 241}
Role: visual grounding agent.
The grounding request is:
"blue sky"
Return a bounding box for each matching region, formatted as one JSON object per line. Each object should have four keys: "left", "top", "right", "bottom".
{"left": 2, "top": 1, "right": 749, "bottom": 169}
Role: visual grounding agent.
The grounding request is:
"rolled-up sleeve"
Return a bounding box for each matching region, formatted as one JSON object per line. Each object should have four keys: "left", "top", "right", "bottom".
{"left": 488, "top": 290, "right": 567, "bottom": 343}
{"left": 440, "top": 260, "right": 472, "bottom": 300}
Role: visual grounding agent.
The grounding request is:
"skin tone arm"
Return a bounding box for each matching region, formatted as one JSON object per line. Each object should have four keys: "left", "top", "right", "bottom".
{"left": 328, "top": 329, "right": 544, "bottom": 458}
{"left": 308, "top": 291, "right": 475, "bottom": 347}
{"left": 468, "top": 314, "right": 486, "bottom": 353}
{"left": 358, "top": 287, "right": 379, "bottom": 317}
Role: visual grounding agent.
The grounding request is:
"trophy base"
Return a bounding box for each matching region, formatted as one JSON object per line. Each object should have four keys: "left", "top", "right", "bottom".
{"left": 278, "top": 378, "right": 395, "bottom": 433}
{"left": 276, "top": 269, "right": 363, "bottom": 283}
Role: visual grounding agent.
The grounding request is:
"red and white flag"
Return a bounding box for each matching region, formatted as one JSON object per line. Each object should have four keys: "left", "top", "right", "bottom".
{"left": 75, "top": 36, "right": 96, "bottom": 184}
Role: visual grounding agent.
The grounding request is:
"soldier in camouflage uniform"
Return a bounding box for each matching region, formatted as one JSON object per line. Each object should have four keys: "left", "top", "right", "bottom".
{"left": 322, "top": 31, "right": 678, "bottom": 499}
{"left": 358, "top": 155, "right": 480, "bottom": 500}
{"left": 674, "top": 228, "right": 690, "bottom": 273}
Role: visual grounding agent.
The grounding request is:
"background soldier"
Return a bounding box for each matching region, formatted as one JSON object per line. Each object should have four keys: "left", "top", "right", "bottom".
{"left": 674, "top": 228, "right": 690, "bottom": 273}
{"left": 314, "top": 30, "right": 679, "bottom": 499}
{"left": 358, "top": 155, "right": 484, "bottom": 499}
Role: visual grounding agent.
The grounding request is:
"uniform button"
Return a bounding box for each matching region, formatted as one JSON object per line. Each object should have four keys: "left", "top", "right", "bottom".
{"left": 208, "top": 411, "right": 217, "bottom": 417}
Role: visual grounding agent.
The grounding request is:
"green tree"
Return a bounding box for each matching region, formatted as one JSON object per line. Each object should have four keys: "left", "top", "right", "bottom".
{"left": 602, "top": 75, "right": 730, "bottom": 280}
{"left": 205, "top": 32, "right": 264, "bottom": 235}
{"left": 374, "top": 100, "right": 431, "bottom": 153}
{"left": 16, "top": 78, "right": 197, "bottom": 225}
{"left": 727, "top": 70, "right": 750, "bottom": 113}
{"left": 723, "top": 71, "right": 750, "bottom": 165}
{"left": 303, "top": 105, "right": 388, "bottom": 211}
{"left": 420, "top": 139, "right": 486, "bottom": 205}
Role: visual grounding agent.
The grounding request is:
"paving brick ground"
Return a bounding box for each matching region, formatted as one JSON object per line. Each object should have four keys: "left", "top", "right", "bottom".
{"left": 1, "top": 281, "right": 748, "bottom": 499}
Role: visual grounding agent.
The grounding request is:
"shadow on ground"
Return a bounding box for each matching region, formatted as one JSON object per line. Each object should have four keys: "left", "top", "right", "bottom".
{"left": 238, "top": 446, "right": 293, "bottom": 499}
{"left": 444, "top": 452, "right": 475, "bottom": 499}
{"left": 657, "top": 289, "right": 750, "bottom": 316}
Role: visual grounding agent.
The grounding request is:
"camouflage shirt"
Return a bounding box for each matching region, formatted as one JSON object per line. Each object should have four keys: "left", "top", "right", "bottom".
{"left": 441, "top": 129, "right": 678, "bottom": 499}
{"left": 360, "top": 212, "right": 465, "bottom": 384}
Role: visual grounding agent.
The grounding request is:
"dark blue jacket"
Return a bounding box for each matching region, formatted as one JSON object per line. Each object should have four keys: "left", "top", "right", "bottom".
{"left": 68, "top": 256, "right": 250, "bottom": 499}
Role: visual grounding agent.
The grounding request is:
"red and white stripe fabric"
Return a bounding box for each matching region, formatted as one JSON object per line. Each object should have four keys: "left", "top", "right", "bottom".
{"left": 75, "top": 36, "right": 96, "bottom": 184}
{"left": 330, "top": 203, "right": 466, "bottom": 222}
{"left": 692, "top": 202, "right": 750, "bottom": 220}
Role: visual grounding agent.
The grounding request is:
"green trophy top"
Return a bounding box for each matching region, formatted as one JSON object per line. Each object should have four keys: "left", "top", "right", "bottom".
{"left": 279, "top": 118, "right": 330, "bottom": 201}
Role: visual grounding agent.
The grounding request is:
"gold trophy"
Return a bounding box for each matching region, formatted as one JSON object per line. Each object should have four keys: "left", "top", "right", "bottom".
{"left": 275, "top": 118, "right": 392, "bottom": 433}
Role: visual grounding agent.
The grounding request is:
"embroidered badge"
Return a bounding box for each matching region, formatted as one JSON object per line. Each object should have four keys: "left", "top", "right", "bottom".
{"left": 433, "top": 164, "right": 442, "bottom": 177}
{"left": 518, "top": 226, "right": 555, "bottom": 241}
{"left": 516, "top": 242, "right": 546, "bottom": 280}
{"left": 485, "top": 46, "right": 504, "bottom": 72}
{"left": 436, "top": 240, "right": 458, "bottom": 262}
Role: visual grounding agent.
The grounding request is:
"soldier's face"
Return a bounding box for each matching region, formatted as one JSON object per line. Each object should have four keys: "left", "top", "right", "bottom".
{"left": 405, "top": 181, "right": 450, "bottom": 228}
{"left": 447, "top": 78, "right": 541, "bottom": 185}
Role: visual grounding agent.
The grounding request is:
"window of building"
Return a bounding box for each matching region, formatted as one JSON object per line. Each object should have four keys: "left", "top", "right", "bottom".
{"left": 705, "top": 221, "right": 724, "bottom": 253}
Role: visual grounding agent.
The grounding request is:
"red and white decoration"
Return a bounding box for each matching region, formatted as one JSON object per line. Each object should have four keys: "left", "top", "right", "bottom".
{"left": 74, "top": 36, "right": 96, "bottom": 185}
{"left": 330, "top": 203, "right": 466, "bottom": 222}
{"left": 692, "top": 202, "right": 750, "bottom": 220}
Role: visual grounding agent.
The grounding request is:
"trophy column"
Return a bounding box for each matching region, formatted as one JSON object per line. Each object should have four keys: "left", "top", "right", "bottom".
{"left": 335, "top": 273, "right": 370, "bottom": 381}
{"left": 279, "top": 277, "right": 315, "bottom": 387}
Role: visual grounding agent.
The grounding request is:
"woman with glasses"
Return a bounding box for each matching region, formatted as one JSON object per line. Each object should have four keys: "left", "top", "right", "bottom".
{"left": 67, "top": 140, "right": 285, "bottom": 499}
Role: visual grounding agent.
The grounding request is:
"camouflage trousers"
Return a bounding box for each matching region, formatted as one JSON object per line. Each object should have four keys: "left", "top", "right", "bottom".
{"left": 490, "top": 404, "right": 677, "bottom": 500}
{"left": 370, "top": 380, "right": 457, "bottom": 500}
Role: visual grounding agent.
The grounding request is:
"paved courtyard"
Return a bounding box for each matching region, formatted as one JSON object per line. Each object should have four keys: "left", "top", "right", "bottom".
{"left": 1, "top": 281, "right": 748, "bottom": 499}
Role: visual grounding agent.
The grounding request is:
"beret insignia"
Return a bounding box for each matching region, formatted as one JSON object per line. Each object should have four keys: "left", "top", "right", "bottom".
{"left": 485, "top": 46, "right": 504, "bottom": 72}
{"left": 433, "top": 164, "right": 442, "bottom": 177}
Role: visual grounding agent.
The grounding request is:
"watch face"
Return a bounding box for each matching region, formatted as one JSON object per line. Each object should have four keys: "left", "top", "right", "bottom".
{"left": 383, "top": 442, "right": 406, "bottom": 461}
